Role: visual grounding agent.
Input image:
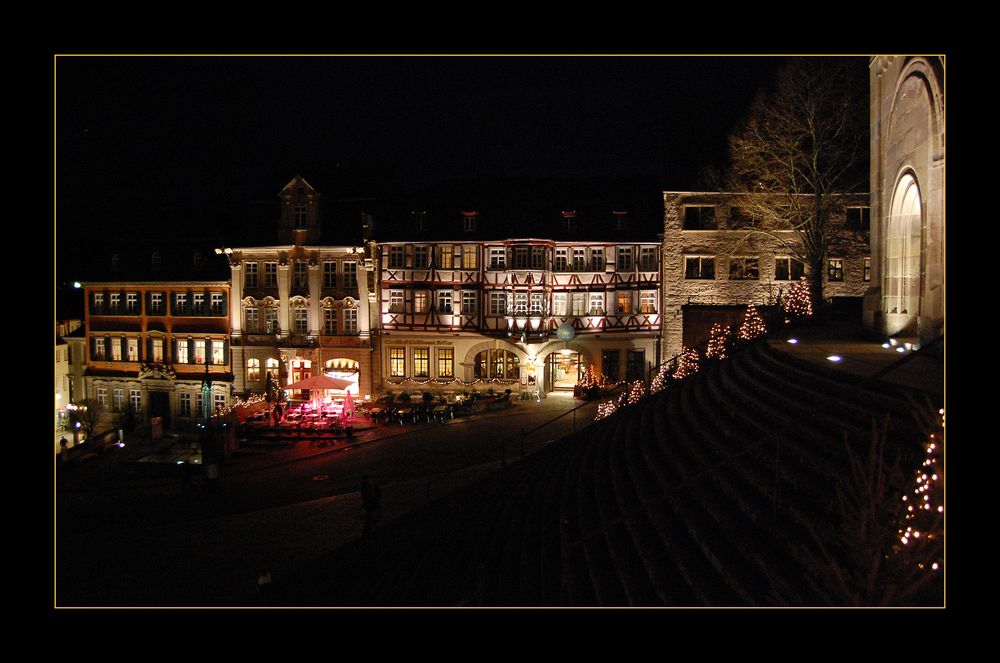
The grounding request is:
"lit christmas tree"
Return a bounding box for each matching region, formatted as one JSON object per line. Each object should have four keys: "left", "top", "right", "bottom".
{"left": 672, "top": 346, "right": 700, "bottom": 380}
{"left": 650, "top": 363, "right": 670, "bottom": 394}
{"left": 626, "top": 379, "right": 646, "bottom": 405}
{"left": 895, "top": 407, "right": 944, "bottom": 582}
{"left": 595, "top": 400, "right": 617, "bottom": 420}
{"left": 705, "top": 323, "right": 731, "bottom": 360}
{"left": 738, "top": 302, "right": 767, "bottom": 341}
{"left": 783, "top": 276, "right": 813, "bottom": 322}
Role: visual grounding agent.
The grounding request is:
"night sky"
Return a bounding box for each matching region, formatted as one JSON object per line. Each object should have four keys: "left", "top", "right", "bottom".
{"left": 55, "top": 55, "right": 866, "bottom": 282}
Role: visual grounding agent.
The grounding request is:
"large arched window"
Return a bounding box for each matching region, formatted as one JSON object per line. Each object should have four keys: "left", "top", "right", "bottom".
{"left": 473, "top": 349, "right": 520, "bottom": 380}
{"left": 885, "top": 173, "right": 922, "bottom": 318}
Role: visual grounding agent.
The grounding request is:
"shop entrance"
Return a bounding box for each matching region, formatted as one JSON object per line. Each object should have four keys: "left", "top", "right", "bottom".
{"left": 547, "top": 351, "right": 581, "bottom": 391}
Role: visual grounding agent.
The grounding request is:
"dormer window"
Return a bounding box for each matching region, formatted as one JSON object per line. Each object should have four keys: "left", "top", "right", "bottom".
{"left": 151, "top": 251, "right": 162, "bottom": 270}
{"left": 293, "top": 204, "right": 308, "bottom": 230}
{"left": 463, "top": 212, "right": 477, "bottom": 233}
{"left": 414, "top": 211, "right": 428, "bottom": 232}
{"left": 111, "top": 253, "right": 120, "bottom": 271}
{"left": 193, "top": 251, "right": 204, "bottom": 269}
{"left": 561, "top": 211, "right": 576, "bottom": 232}
{"left": 612, "top": 210, "right": 628, "bottom": 231}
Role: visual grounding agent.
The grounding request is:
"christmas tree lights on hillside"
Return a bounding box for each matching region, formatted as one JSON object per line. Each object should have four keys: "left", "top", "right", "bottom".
{"left": 738, "top": 302, "right": 767, "bottom": 341}
{"left": 783, "top": 276, "right": 813, "bottom": 322}
{"left": 705, "top": 323, "right": 731, "bottom": 360}
{"left": 650, "top": 363, "right": 670, "bottom": 394}
{"left": 626, "top": 379, "right": 646, "bottom": 405}
{"left": 672, "top": 346, "right": 701, "bottom": 380}
{"left": 897, "top": 407, "right": 944, "bottom": 577}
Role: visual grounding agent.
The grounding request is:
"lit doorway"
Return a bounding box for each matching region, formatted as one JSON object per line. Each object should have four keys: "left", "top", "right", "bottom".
{"left": 289, "top": 359, "right": 312, "bottom": 397}
{"left": 547, "top": 351, "right": 581, "bottom": 391}
{"left": 325, "top": 358, "right": 360, "bottom": 396}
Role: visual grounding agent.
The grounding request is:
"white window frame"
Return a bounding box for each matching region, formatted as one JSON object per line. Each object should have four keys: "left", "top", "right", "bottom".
{"left": 489, "top": 292, "right": 507, "bottom": 316}
{"left": 588, "top": 292, "right": 606, "bottom": 316}
{"left": 127, "top": 337, "right": 138, "bottom": 362}
{"left": 414, "top": 291, "right": 429, "bottom": 314}
{"left": 247, "top": 358, "right": 260, "bottom": 382}
{"left": 437, "top": 290, "right": 453, "bottom": 314}
{"left": 263, "top": 261, "right": 278, "bottom": 287}
{"left": 553, "top": 293, "right": 567, "bottom": 316}
{"left": 389, "top": 290, "right": 404, "bottom": 313}
{"left": 244, "top": 262, "right": 258, "bottom": 288}
{"left": 461, "top": 290, "right": 478, "bottom": 315}
{"left": 571, "top": 293, "right": 586, "bottom": 316}
{"left": 640, "top": 291, "right": 657, "bottom": 314}
{"left": 152, "top": 338, "right": 164, "bottom": 363}
{"left": 343, "top": 308, "right": 358, "bottom": 334}
{"left": 489, "top": 247, "right": 507, "bottom": 270}
{"left": 194, "top": 340, "right": 206, "bottom": 364}
{"left": 324, "top": 308, "right": 338, "bottom": 335}
{"left": 150, "top": 292, "right": 164, "bottom": 314}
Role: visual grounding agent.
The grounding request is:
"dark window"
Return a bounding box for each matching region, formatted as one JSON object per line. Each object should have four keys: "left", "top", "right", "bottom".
{"left": 683, "top": 206, "right": 716, "bottom": 230}
{"left": 846, "top": 207, "right": 871, "bottom": 230}
{"left": 729, "top": 258, "right": 759, "bottom": 280}
{"left": 626, "top": 350, "right": 645, "bottom": 382}
{"left": 685, "top": 256, "right": 715, "bottom": 280}
{"left": 602, "top": 350, "right": 620, "bottom": 382}
{"left": 729, "top": 207, "right": 754, "bottom": 228}
{"left": 775, "top": 257, "right": 805, "bottom": 281}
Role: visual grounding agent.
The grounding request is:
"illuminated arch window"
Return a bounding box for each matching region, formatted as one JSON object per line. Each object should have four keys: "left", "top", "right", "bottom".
{"left": 247, "top": 358, "right": 260, "bottom": 382}
{"left": 473, "top": 349, "right": 520, "bottom": 380}
{"left": 884, "top": 173, "right": 922, "bottom": 317}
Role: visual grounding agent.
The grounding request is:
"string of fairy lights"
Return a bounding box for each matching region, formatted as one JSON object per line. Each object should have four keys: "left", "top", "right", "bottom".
{"left": 593, "top": 295, "right": 807, "bottom": 421}
{"left": 897, "top": 407, "right": 944, "bottom": 574}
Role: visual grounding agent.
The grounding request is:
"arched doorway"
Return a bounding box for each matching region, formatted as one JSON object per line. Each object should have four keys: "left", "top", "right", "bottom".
{"left": 884, "top": 173, "right": 922, "bottom": 335}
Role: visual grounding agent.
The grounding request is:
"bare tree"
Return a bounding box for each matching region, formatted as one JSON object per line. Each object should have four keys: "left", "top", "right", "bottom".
{"left": 71, "top": 398, "right": 106, "bottom": 442}
{"left": 724, "top": 57, "right": 868, "bottom": 312}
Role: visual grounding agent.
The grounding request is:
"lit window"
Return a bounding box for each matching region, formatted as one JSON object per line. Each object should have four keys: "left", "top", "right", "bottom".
{"left": 553, "top": 293, "right": 567, "bottom": 316}
{"left": 514, "top": 292, "right": 528, "bottom": 314}
{"left": 616, "top": 247, "right": 633, "bottom": 271}
{"left": 244, "top": 262, "right": 258, "bottom": 288}
{"left": 588, "top": 292, "right": 605, "bottom": 316}
{"left": 214, "top": 393, "right": 226, "bottom": 413}
{"left": 729, "top": 257, "right": 760, "bottom": 280}
{"left": 413, "top": 348, "right": 429, "bottom": 378}
{"left": 864, "top": 256, "right": 871, "bottom": 282}
{"left": 111, "top": 338, "right": 122, "bottom": 361}
{"left": 530, "top": 293, "right": 544, "bottom": 315}
{"left": 265, "top": 307, "right": 278, "bottom": 334}
{"left": 437, "top": 290, "right": 453, "bottom": 314}
{"left": 212, "top": 340, "right": 225, "bottom": 365}
{"left": 438, "top": 348, "right": 454, "bottom": 378}
{"left": 462, "top": 245, "right": 478, "bottom": 269}
{"left": 616, "top": 292, "right": 632, "bottom": 314}
{"left": 828, "top": 258, "right": 844, "bottom": 282}
{"left": 266, "top": 358, "right": 279, "bottom": 380}
{"left": 389, "top": 348, "right": 406, "bottom": 377}
{"left": 152, "top": 338, "right": 164, "bottom": 362}
{"left": 127, "top": 338, "right": 138, "bottom": 362}
{"left": 263, "top": 262, "right": 278, "bottom": 287}
{"left": 343, "top": 308, "right": 358, "bottom": 334}
{"left": 461, "top": 290, "right": 478, "bottom": 315}
{"left": 414, "top": 291, "right": 429, "bottom": 314}
{"left": 247, "top": 358, "right": 260, "bottom": 382}
{"left": 473, "top": 349, "right": 519, "bottom": 380}
{"left": 324, "top": 308, "right": 338, "bottom": 335}
{"left": 194, "top": 340, "right": 206, "bottom": 364}
{"left": 683, "top": 206, "right": 716, "bottom": 230}
{"left": 571, "top": 293, "right": 587, "bottom": 316}
{"left": 176, "top": 340, "right": 189, "bottom": 364}
{"left": 685, "top": 256, "right": 715, "bottom": 280}
{"left": 438, "top": 245, "right": 453, "bottom": 269}
{"left": 343, "top": 262, "right": 357, "bottom": 289}
{"left": 774, "top": 257, "right": 805, "bottom": 281}
{"left": 389, "top": 290, "right": 404, "bottom": 313}
{"left": 640, "top": 292, "right": 657, "bottom": 314}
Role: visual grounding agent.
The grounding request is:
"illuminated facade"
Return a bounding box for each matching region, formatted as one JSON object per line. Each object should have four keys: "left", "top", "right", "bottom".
{"left": 82, "top": 264, "right": 233, "bottom": 430}
{"left": 224, "top": 176, "right": 378, "bottom": 400}
{"left": 864, "top": 56, "right": 944, "bottom": 343}
{"left": 377, "top": 216, "right": 661, "bottom": 397}
{"left": 662, "top": 191, "right": 871, "bottom": 360}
